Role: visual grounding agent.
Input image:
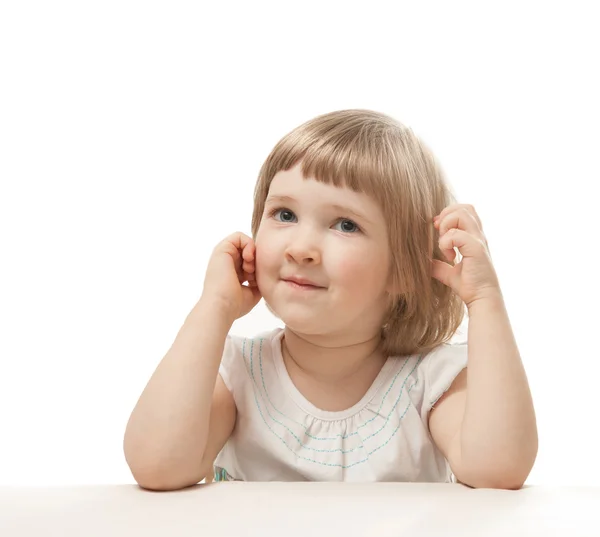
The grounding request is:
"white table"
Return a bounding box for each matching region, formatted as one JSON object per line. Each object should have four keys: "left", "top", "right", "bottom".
{"left": 2, "top": 482, "right": 599, "bottom": 536}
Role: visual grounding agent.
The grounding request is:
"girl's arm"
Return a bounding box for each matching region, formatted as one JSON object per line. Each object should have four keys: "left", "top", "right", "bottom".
{"left": 429, "top": 292, "right": 538, "bottom": 489}
{"left": 123, "top": 298, "right": 236, "bottom": 490}
{"left": 123, "top": 232, "right": 261, "bottom": 490}
{"left": 429, "top": 204, "right": 538, "bottom": 489}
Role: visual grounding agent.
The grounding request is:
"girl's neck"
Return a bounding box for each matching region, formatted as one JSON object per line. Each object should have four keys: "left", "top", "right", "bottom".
{"left": 281, "top": 326, "right": 386, "bottom": 386}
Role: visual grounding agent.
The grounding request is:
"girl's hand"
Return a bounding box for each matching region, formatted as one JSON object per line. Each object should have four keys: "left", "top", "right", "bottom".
{"left": 201, "top": 232, "right": 262, "bottom": 322}
{"left": 432, "top": 204, "right": 501, "bottom": 308}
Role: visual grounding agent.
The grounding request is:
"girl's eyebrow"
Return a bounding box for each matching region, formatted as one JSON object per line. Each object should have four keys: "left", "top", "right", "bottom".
{"left": 265, "top": 195, "right": 373, "bottom": 225}
{"left": 265, "top": 194, "right": 295, "bottom": 205}
{"left": 330, "top": 204, "right": 373, "bottom": 225}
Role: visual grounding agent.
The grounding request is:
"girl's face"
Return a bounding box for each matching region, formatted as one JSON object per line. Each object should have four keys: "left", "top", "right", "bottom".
{"left": 254, "top": 163, "right": 392, "bottom": 340}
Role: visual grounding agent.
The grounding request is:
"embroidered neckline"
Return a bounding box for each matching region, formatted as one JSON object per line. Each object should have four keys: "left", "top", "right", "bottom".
{"left": 271, "top": 328, "right": 397, "bottom": 421}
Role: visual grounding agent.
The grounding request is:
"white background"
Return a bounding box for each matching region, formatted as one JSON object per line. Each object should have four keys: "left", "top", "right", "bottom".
{"left": 1, "top": 1, "right": 598, "bottom": 487}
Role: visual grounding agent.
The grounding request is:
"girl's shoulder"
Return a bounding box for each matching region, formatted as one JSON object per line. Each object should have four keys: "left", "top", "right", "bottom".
{"left": 403, "top": 339, "right": 468, "bottom": 423}
{"left": 226, "top": 326, "right": 284, "bottom": 347}
{"left": 219, "top": 327, "right": 284, "bottom": 392}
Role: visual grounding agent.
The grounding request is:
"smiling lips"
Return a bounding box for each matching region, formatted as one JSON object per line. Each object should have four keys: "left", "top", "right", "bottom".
{"left": 282, "top": 276, "right": 326, "bottom": 290}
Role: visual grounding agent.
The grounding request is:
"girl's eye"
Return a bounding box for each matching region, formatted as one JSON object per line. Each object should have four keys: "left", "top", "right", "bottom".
{"left": 273, "top": 209, "right": 297, "bottom": 223}
{"left": 333, "top": 219, "right": 360, "bottom": 233}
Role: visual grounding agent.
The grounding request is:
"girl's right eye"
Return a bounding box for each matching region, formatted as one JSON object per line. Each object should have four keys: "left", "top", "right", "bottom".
{"left": 272, "top": 208, "right": 297, "bottom": 223}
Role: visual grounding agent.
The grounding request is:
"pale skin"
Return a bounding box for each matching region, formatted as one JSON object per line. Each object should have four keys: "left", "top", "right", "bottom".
{"left": 123, "top": 172, "right": 537, "bottom": 490}
{"left": 429, "top": 205, "right": 537, "bottom": 489}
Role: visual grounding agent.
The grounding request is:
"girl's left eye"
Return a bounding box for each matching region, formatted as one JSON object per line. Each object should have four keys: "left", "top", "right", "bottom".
{"left": 333, "top": 219, "right": 360, "bottom": 233}
{"left": 272, "top": 208, "right": 297, "bottom": 223}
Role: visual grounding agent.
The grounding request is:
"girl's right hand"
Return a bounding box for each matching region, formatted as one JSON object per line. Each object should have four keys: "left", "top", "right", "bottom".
{"left": 201, "top": 232, "right": 262, "bottom": 322}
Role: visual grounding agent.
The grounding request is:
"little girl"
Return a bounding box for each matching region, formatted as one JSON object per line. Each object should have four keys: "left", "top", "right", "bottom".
{"left": 123, "top": 109, "right": 538, "bottom": 489}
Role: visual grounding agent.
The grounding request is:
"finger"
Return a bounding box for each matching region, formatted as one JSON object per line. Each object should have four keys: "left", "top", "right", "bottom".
{"left": 440, "top": 243, "right": 456, "bottom": 264}
{"left": 241, "top": 240, "right": 256, "bottom": 275}
{"left": 431, "top": 259, "right": 456, "bottom": 289}
{"left": 241, "top": 282, "right": 262, "bottom": 305}
{"left": 223, "top": 233, "right": 252, "bottom": 278}
{"left": 242, "top": 240, "right": 255, "bottom": 262}
{"left": 433, "top": 205, "right": 456, "bottom": 224}
{"left": 434, "top": 204, "right": 482, "bottom": 230}
{"left": 235, "top": 264, "right": 245, "bottom": 283}
{"left": 439, "top": 228, "right": 486, "bottom": 259}
{"left": 434, "top": 204, "right": 473, "bottom": 223}
{"left": 246, "top": 271, "right": 256, "bottom": 282}
{"left": 220, "top": 237, "right": 242, "bottom": 260}
{"left": 241, "top": 269, "right": 254, "bottom": 283}
{"left": 436, "top": 208, "right": 483, "bottom": 238}
{"left": 226, "top": 231, "right": 254, "bottom": 254}
{"left": 221, "top": 241, "right": 243, "bottom": 281}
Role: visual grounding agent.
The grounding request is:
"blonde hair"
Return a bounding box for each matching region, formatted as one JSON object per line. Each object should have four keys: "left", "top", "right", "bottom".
{"left": 251, "top": 109, "right": 465, "bottom": 357}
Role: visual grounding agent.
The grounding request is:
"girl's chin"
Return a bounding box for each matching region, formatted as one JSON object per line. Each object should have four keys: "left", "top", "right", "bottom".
{"left": 264, "top": 303, "right": 326, "bottom": 334}
{"left": 280, "top": 317, "right": 334, "bottom": 337}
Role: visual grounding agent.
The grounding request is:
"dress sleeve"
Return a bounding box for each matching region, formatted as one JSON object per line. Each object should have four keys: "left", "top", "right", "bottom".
{"left": 419, "top": 341, "right": 468, "bottom": 423}
{"left": 218, "top": 335, "right": 236, "bottom": 393}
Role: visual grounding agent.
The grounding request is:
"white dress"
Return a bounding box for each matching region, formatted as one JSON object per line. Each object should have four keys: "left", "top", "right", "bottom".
{"left": 214, "top": 327, "right": 467, "bottom": 482}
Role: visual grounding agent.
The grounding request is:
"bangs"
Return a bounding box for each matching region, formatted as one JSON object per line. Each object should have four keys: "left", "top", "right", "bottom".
{"left": 260, "top": 110, "right": 407, "bottom": 206}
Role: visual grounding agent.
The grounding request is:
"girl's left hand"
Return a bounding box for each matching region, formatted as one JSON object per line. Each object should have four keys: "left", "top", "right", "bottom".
{"left": 432, "top": 204, "right": 501, "bottom": 308}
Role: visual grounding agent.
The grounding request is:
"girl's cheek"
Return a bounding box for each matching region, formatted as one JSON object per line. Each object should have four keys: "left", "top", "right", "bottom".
{"left": 332, "top": 257, "right": 366, "bottom": 282}
{"left": 333, "top": 249, "right": 388, "bottom": 285}
{"left": 254, "top": 240, "right": 277, "bottom": 274}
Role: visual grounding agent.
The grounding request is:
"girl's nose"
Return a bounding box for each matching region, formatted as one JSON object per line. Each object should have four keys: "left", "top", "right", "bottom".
{"left": 284, "top": 234, "right": 321, "bottom": 265}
